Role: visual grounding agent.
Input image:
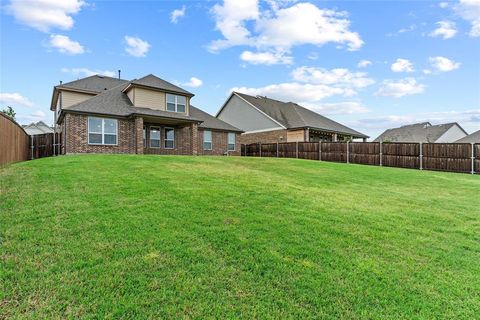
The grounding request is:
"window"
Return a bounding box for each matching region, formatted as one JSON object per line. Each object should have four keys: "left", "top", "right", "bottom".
{"left": 88, "top": 117, "right": 117, "bottom": 145}
{"left": 150, "top": 127, "right": 160, "bottom": 148}
{"left": 164, "top": 127, "right": 175, "bottom": 149}
{"left": 203, "top": 130, "right": 212, "bottom": 150}
{"left": 228, "top": 132, "right": 236, "bottom": 151}
{"left": 143, "top": 126, "right": 146, "bottom": 147}
{"left": 166, "top": 94, "right": 186, "bottom": 113}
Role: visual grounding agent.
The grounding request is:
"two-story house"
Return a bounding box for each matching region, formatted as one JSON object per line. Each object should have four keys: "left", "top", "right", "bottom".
{"left": 51, "top": 74, "right": 242, "bottom": 155}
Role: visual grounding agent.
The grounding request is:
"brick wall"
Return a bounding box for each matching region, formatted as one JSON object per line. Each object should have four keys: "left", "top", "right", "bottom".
{"left": 197, "top": 129, "right": 241, "bottom": 156}
{"left": 143, "top": 123, "right": 194, "bottom": 155}
{"left": 64, "top": 113, "right": 136, "bottom": 154}
{"left": 239, "top": 129, "right": 288, "bottom": 144}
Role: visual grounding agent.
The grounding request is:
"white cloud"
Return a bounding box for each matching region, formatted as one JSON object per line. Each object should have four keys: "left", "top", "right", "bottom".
{"left": 428, "top": 56, "right": 461, "bottom": 72}
{"left": 454, "top": 0, "right": 480, "bottom": 37}
{"left": 429, "top": 20, "right": 457, "bottom": 39}
{"left": 291, "top": 66, "right": 375, "bottom": 88}
{"left": 376, "top": 78, "right": 425, "bottom": 98}
{"left": 391, "top": 58, "right": 415, "bottom": 73}
{"left": 61, "top": 68, "right": 116, "bottom": 78}
{"left": 17, "top": 110, "right": 49, "bottom": 124}
{"left": 124, "top": 36, "right": 150, "bottom": 57}
{"left": 183, "top": 77, "right": 203, "bottom": 88}
{"left": 351, "top": 109, "right": 480, "bottom": 130}
{"left": 439, "top": 2, "right": 449, "bottom": 8}
{"left": 423, "top": 69, "right": 432, "bottom": 74}
{"left": 0, "top": 92, "right": 34, "bottom": 107}
{"left": 231, "top": 83, "right": 346, "bottom": 102}
{"left": 48, "top": 34, "right": 85, "bottom": 54}
{"left": 209, "top": 0, "right": 363, "bottom": 64}
{"left": 6, "top": 0, "right": 85, "bottom": 32}
{"left": 304, "top": 101, "right": 370, "bottom": 115}
{"left": 240, "top": 50, "right": 293, "bottom": 65}
{"left": 231, "top": 65, "right": 375, "bottom": 104}
{"left": 357, "top": 60, "right": 372, "bottom": 68}
{"left": 171, "top": 5, "right": 186, "bottom": 23}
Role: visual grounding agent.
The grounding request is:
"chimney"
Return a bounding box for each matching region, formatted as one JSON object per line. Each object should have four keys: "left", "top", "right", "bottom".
{"left": 118, "top": 70, "right": 121, "bottom": 79}
{"left": 60, "top": 81, "right": 62, "bottom": 85}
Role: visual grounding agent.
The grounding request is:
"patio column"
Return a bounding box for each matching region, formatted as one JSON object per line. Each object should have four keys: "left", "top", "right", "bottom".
{"left": 135, "top": 117, "right": 143, "bottom": 154}
{"left": 333, "top": 133, "right": 338, "bottom": 142}
{"left": 190, "top": 122, "right": 198, "bottom": 155}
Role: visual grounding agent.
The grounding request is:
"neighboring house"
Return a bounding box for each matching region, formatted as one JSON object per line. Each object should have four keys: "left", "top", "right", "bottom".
{"left": 51, "top": 74, "right": 242, "bottom": 155}
{"left": 22, "top": 121, "right": 54, "bottom": 135}
{"left": 215, "top": 92, "right": 368, "bottom": 144}
{"left": 374, "top": 122, "right": 468, "bottom": 143}
{"left": 455, "top": 130, "right": 480, "bottom": 143}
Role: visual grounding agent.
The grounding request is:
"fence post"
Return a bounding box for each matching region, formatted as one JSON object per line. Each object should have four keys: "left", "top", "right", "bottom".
{"left": 30, "top": 136, "right": 34, "bottom": 160}
{"left": 296, "top": 141, "right": 299, "bottom": 159}
{"left": 276, "top": 142, "right": 279, "bottom": 158}
{"left": 319, "top": 141, "right": 322, "bottom": 161}
{"left": 379, "top": 142, "right": 382, "bottom": 166}
{"left": 472, "top": 143, "right": 475, "bottom": 175}
{"left": 419, "top": 143, "right": 423, "bottom": 170}
{"left": 346, "top": 141, "right": 350, "bottom": 164}
{"left": 259, "top": 143, "right": 262, "bottom": 157}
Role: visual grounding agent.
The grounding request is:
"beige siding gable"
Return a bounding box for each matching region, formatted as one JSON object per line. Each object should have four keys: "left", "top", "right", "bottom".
{"left": 62, "top": 91, "right": 96, "bottom": 109}
{"left": 130, "top": 87, "right": 189, "bottom": 115}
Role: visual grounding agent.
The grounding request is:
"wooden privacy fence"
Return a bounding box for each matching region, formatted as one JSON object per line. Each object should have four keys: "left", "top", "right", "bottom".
{"left": 241, "top": 141, "right": 480, "bottom": 174}
{"left": 1, "top": 113, "right": 62, "bottom": 166}
{"left": 30, "top": 133, "right": 62, "bottom": 160}
{"left": 0, "top": 113, "right": 30, "bottom": 166}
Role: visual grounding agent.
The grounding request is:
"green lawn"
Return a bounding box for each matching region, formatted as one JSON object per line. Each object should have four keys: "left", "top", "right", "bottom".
{"left": 1, "top": 155, "right": 479, "bottom": 319}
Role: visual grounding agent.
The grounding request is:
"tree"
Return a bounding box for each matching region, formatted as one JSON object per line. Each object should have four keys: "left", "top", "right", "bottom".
{"left": 2, "top": 106, "right": 16, "bottom": 120}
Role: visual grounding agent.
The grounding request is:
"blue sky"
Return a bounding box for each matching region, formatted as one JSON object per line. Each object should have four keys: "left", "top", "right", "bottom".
{"left": 0, "top": 0, "right": 479, "bottom": 139}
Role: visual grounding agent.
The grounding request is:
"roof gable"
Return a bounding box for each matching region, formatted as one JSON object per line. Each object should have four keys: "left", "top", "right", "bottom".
{"left": 455, "top": 130, "right": 480, "bottom": 143}
{"left": 129, "top": 74, "right": 193, "bottom": 96}
{"left": 233, "top": 92, "right": 368, "bottom": 138}
{"left": 374, "top": 122, "right": 462, "bottom": 143}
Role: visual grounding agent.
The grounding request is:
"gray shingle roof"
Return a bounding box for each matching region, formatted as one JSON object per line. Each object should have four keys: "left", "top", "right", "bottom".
{"left": 23, "top": 121, "right": 54, "bottom": 135}
{"left": 63, "top": 82, "right": 201, "bottom": 122}
{"left": 57, "top": 75, "right": 128, "bottom": 93}
{"left": 234, "top": 92, "right": 368, "bottom": 138}
{"left": 130, "top": 74, "right": 193, "bottom": 96}
{"left": 62, "top": 82, "right": 241, "bottom": 132}
{"left": 190, "top": 106, "right": 242, "bottom": 132}
{"left": 455, "top": 130, "right": 480, "bottom": 143}
{"left": 374, "top": 122, "right": 461, "bottom": 143}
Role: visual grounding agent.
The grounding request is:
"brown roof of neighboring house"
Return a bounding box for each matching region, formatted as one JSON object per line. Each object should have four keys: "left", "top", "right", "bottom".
{"left": 233, "top": 92, "right": 368, "bottom": 138}
{"left": 455, "top": 130, "right": 480, "bottom": 143}
{"left": 373, "top": 122, "right": 467, "bottom": 143}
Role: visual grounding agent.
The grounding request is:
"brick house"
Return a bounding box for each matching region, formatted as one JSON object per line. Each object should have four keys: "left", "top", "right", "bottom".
{"left": 51, "top": 74, "right": 242, "bottom": 155}
{"left": 216, "top": 92, "right": 368, "bottom": 144}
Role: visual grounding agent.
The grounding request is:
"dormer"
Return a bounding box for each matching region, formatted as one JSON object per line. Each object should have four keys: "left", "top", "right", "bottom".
{"left": 123, "top": 74, "right": 194, "bottom": 116}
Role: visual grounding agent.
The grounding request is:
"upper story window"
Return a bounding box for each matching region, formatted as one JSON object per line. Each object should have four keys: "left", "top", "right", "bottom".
{"left": 228, "top": 132, "right": 236, "bottom": 151}
{"left": 166, "top": 94, "right": 186, "bottom": 113}
{"left": 88, "top": 117, "right": 117, "bottom": 145}
{"left": 203, "top": 130, "right": 212, "bottom": 150}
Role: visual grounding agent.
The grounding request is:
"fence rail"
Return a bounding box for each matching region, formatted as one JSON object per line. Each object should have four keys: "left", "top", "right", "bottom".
{"left": 242, "top": 141, "right": 479, "bottom": 174}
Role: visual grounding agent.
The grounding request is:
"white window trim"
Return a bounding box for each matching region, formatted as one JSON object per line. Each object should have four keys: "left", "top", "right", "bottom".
{"left": 149, "top": 126, "right": 161, "bottom": 148}
{"left": 227, "top": 132, "right": 236, "bottom": 151}
{"left": 203, "top": 130, "right": 212, "bottom": 150}
{"left": 87, "top": 117, "right": 118, "bottom": 146}
{"left": 164, "top": 127, "right": 175, "bottom": 149}
{"left": 166, "top": 94, "right": 186, "bottom": 113}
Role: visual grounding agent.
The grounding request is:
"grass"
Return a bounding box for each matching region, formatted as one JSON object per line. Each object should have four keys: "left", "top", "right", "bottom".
{"left": 1, "top": 155, "right": 479, "bottom": 319}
